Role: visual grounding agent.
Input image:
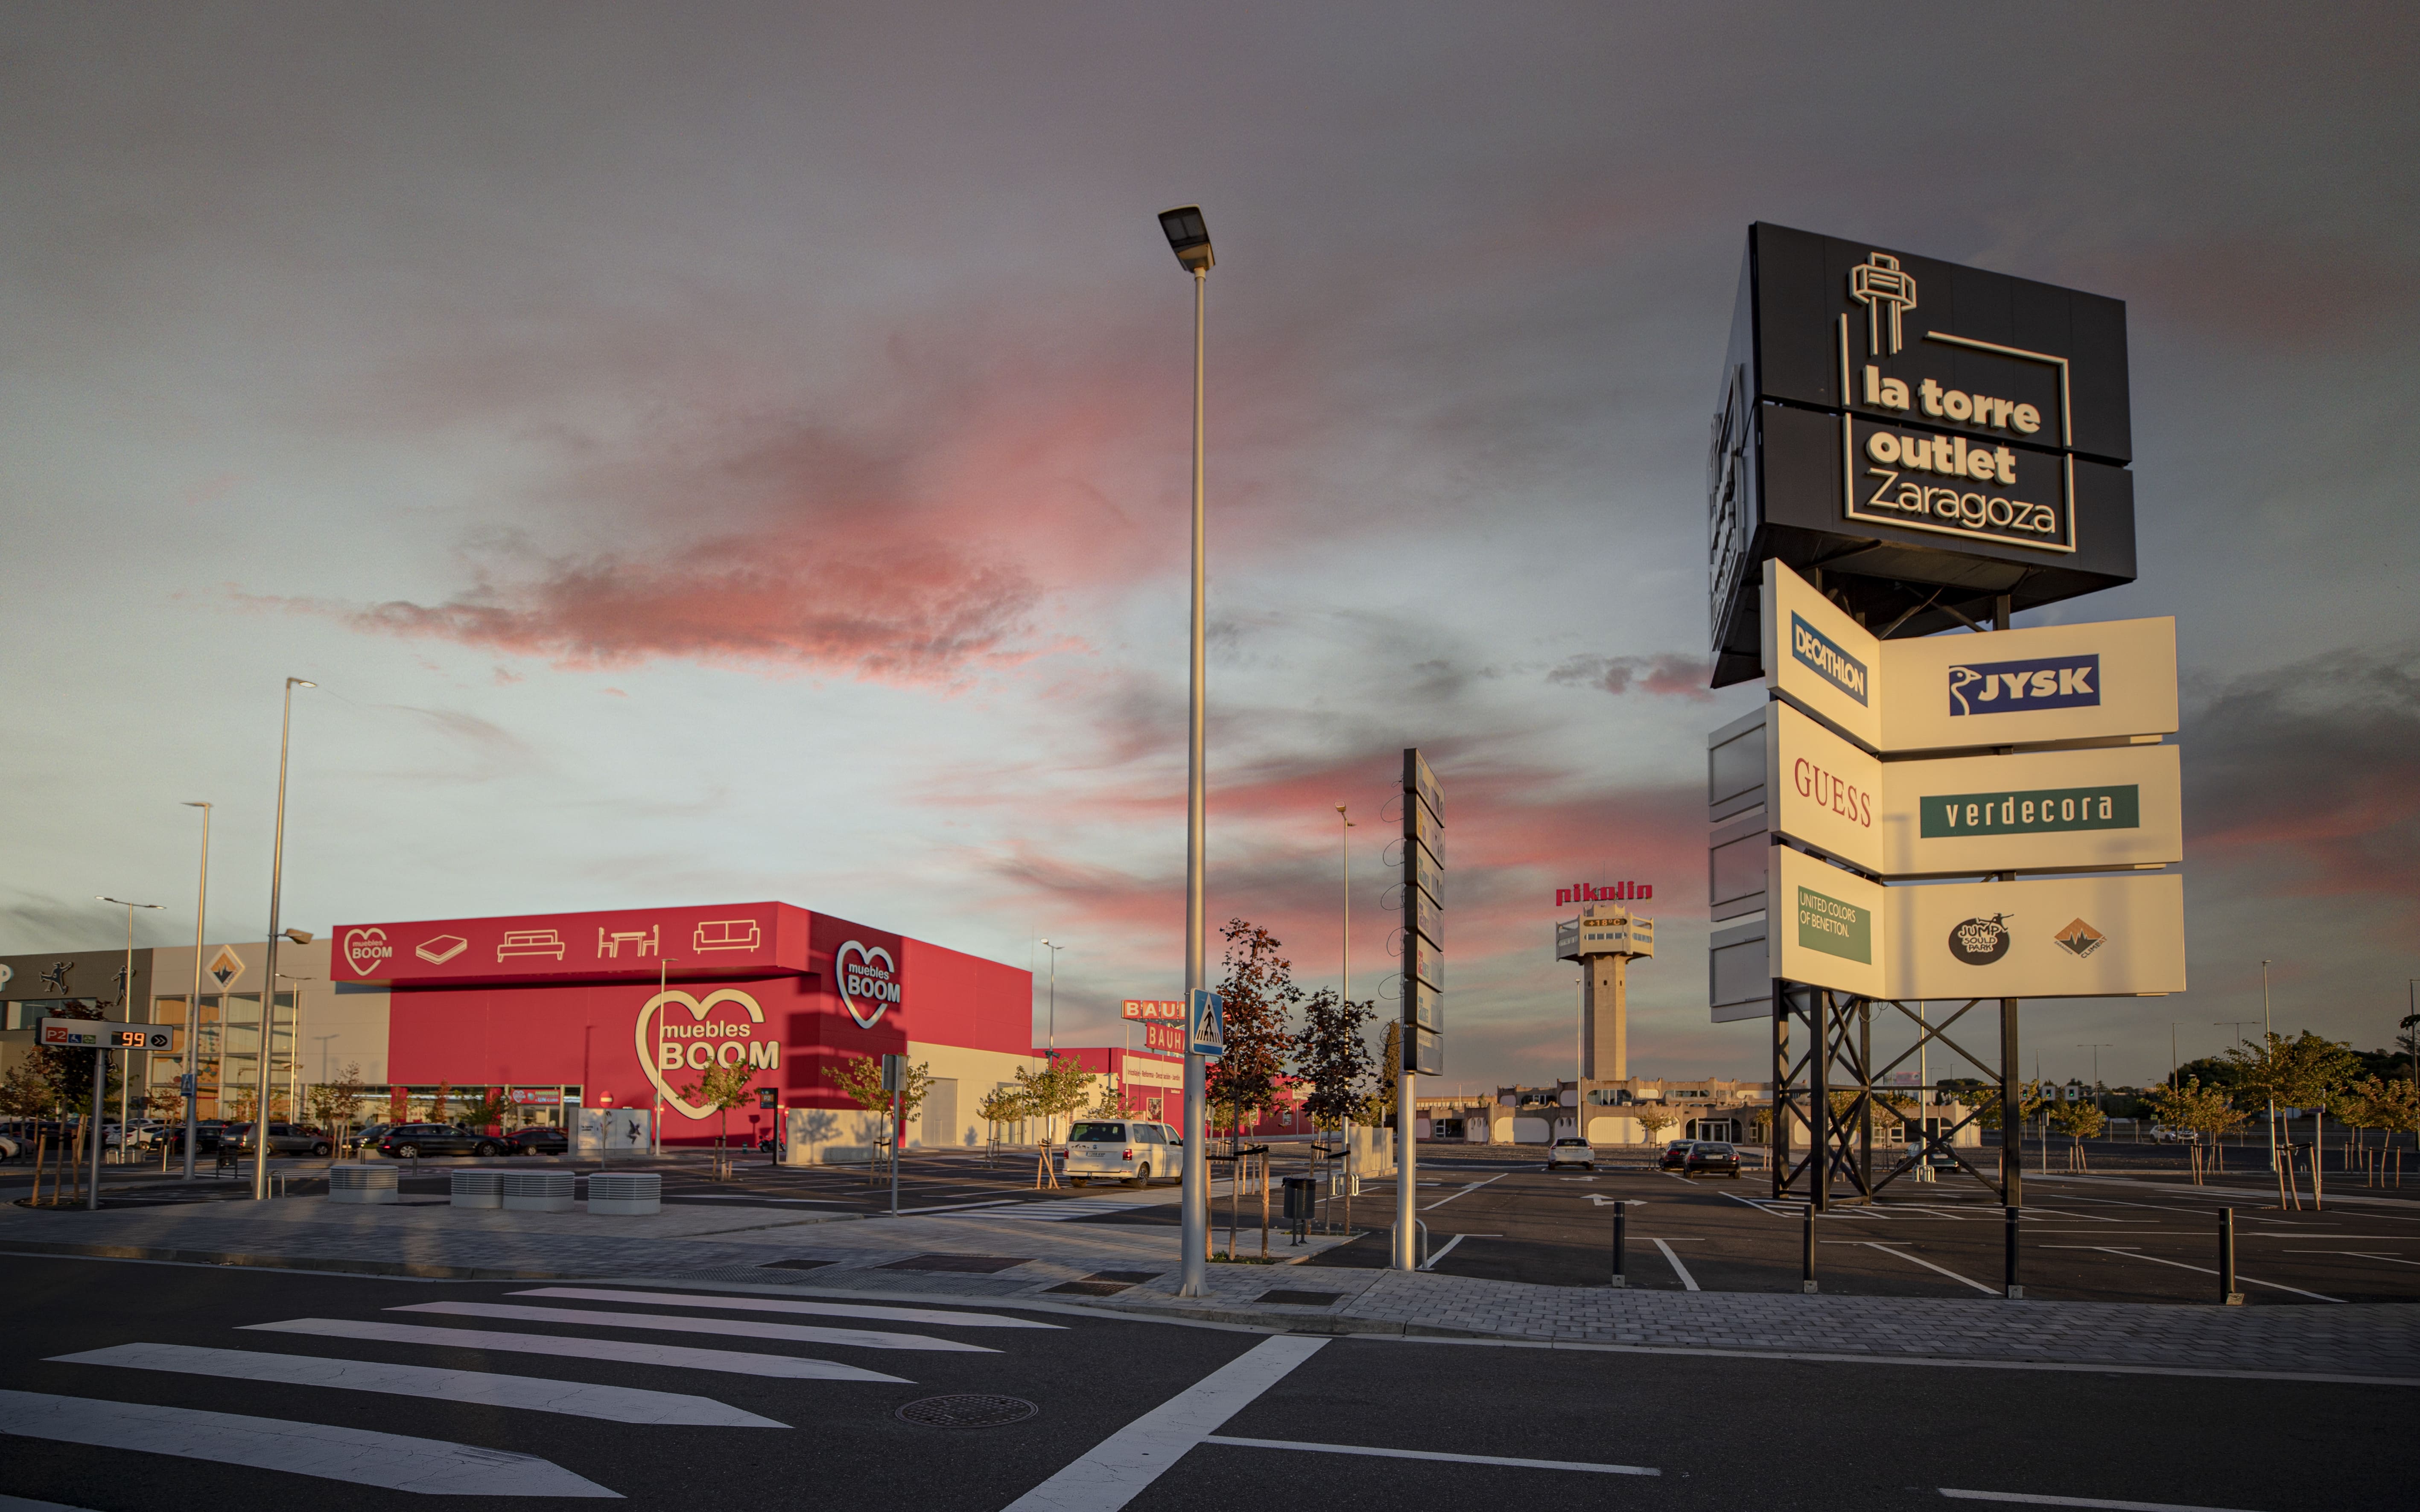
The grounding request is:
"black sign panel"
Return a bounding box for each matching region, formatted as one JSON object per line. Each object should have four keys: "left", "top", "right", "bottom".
{"left": 1401, "top": 747, "right": 1442, "bottom": 1075}
{"left": 1708, "top": 223, "right": 2137, "bottom": 687}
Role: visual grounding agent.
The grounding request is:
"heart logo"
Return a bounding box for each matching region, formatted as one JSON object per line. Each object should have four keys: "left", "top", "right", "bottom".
{"left": 835, "top": 940, "right": 898, "bottom": 1029}
{"left": 344, "top": 927, "right": 393, "bottom": 977}
{"left": 633, "top": 988, "right": 766, "bottom": 1120}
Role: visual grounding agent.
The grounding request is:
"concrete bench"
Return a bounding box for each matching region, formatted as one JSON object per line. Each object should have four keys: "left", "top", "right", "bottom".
{"left": 587, "top": 1171, "right": 662, "bottom": 1216}
{"left": 501, "top": 1169, "right": 575, "bottom": 1212}
{"left": 327, "top": 1164, "right": 398, "bottom": 1205}
{"left": 450, "top": 1169, "right": 503, "bottom": 1209}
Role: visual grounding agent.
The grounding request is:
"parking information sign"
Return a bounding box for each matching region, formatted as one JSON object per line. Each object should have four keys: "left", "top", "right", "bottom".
{"left": 37, "top": 1019, "right": 172, "bottom": 1052}
{"left": 1187, "top": 990, "right": 1226, "bottom": 1059}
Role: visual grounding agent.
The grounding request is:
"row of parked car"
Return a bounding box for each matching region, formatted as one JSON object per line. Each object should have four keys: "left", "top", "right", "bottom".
{"left": 1538, "top": 1136, "right": 1746, "bottom": 1176}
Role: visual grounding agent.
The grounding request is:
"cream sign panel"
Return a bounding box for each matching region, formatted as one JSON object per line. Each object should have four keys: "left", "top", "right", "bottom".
{"left": 1880, "top": 741, "right": 2180, "bottom": 877}
{"left": 1769, "top": 846, "right": 1887, "bottom": 999}
{"left": 1881, "top": 873, "right": 2185, "bottom": 1000}
{"left": 1762, "top": 562, "right": 2177, "bottom": 754}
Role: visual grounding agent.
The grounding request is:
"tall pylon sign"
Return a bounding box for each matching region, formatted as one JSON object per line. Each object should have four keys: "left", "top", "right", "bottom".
{"left": 1702, "top": 225, "right": 2180, "bottom": 1228}
{"left": 1554, "top": 906, "right": 1655, "bottom": 1080}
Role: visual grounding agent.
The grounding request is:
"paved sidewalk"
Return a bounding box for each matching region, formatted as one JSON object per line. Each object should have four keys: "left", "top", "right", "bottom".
{"left": 6, "top": 1189, "right": 2416, "bottom": 1381}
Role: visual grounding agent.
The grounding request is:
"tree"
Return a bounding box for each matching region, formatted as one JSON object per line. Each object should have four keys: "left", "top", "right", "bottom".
{"left": 307, "top": 1063, "right": 368, "bottom": 1146}
{"left": 977, "top": 1083, "right": 1032, "bottom": 1162}
{"left": 679, "top": 1060, "right": 760, "bottom": 1175}
{"left": 1377, "top": 1022, "right": 1402, "bottom": 1127}
{"left": 2225, "top": 1031, "right": 2362, "bottom": 1138}
{"left": 1207, "top": 919, "right": 1299, "bottom": 1136}
{"left": 0, "top": 1060, "right": 52, "bottom": 1118}
{"left": 1970, "top": 1079, "right": 2047, "bottom": 1133}
{"left": 2048, "top": 1100, "right": 2105, "bottom": 1168}
{"left": 1013, "top": 1055, "right": 1096, "bottom": 1148}
{"left": 428, "top": 1081, "right": 453, "bottom": 1124}
{"left": 1747, "top": 1105, "right": 1773, "bottom": 1144}
{"left": 2143, "top": 1077, "right": 2251, "bottom": 1181}
{"left": 823, "top": 1055, "right": 937, "bottom": 1180}
{"left": 464, "top": 1086, "right": 514, "bottom": 1132}
{"left": 1293, "top": 988, "right": 1375, "bottom": 1134}
{"left": 1635, "top": 1107, "right": 1676, "bottom": 1146}
{"left": 2356, "top": 1075, "right": 2420, "bottom": 1151}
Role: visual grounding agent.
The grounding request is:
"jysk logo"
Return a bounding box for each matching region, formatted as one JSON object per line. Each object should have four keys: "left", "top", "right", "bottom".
{"left": 1947, "top": 654, "right": 2099, "bottom": 717}
{"left": 1791, "top": 614, "right": 1869, "bottom": 707}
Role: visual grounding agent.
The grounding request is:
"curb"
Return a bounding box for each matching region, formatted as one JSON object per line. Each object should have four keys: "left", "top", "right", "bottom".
{"left": 0, "top": 1237, "right": 589, "bottom": 1282}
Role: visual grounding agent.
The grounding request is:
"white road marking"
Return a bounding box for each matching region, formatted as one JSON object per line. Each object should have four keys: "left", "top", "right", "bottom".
{"left": 1203, "top": 1435, "right": 1657, "bottom": 1475}
{"left": 1862, "top": 1243, "right": 1998, "bottom": 1296}
{"left": 1417, "top": 1234, "right": 1500, "bottom": 1269}
{"left": 674, "top": 1195, "right": 850, "bottom": 1205}
{"left": 48, "top": 1343, "right": 784, "bottom": 1428}
{"left": 898, "top": 1198, "right": 1027, "bottom": 1213}
{"left": 245, "top": 1318, "right": 908, "bottom": 1381}
{"left": 1424, "top": 1174, "right": 1504, "bottom": 1210}
{"left": 2297, "top": 1250, "right": 2420, "bottom": 1267}
{"left": 2074, "top": 1247, "right": 2343, "bottom": 1302}
{"left": 1649, "top": 1238, "right": 1700, "bottom": 1291}
{"left": 512, "top": 1287, "right": 1062, "bottom": 1328}
{"left": 998, "top": 1334, "right": 1328, "bottom": 1512}
{"left": 0, "top": 1389, "right": 618, "bottom": 1497}
{"left": 0, "top": 1495, "right": 93, "bottom": 1511}
{"left": 390, "top": 1301, "right": 999, "bottom": 1351}
{"left": 1940, "top": 1489, "right": 2269, "bottom": 1510}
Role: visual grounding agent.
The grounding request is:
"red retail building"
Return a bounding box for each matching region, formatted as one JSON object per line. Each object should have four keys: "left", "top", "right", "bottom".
{"left": 336, "top": 901, "right": 1033, "bottom": 1152}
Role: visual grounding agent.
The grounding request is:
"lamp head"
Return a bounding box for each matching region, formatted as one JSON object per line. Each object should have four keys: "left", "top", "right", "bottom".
{"left": 182, "top": 801, "right": 210, "bottom": 810}
{"left": 1158, "top": 206, "right": 1214, "bottom": 272}
{"left": 283, "top": 928, "right": 314, "bottom": 945}
{"left": 290, "top": 678, "right": 317, "bottom": 689}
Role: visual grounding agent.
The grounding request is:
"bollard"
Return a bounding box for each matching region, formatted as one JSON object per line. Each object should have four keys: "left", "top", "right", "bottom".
{"left": 2004, "top": 1204, "right": 2023, "bottom": 1299}
{"left": 1801, "top": 1204, "right": 1818, "bottom": 1294}
{"left": 1611, "top": 1201, "right": 1629, "bottom": 1288}
{"left": 2219, "top": 1207, "right": 2244, "bottom": 1305}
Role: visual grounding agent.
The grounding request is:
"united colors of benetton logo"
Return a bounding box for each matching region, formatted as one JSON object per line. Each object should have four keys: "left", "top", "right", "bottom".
{"left": 1947, "top": 655, "right": 2099, "bottom": 717}
{"left": 1791, "top": 614, "right": 1869, "bottom": 706}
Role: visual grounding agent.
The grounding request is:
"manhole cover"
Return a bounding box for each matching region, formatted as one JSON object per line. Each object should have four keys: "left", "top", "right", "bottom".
{"left": 896, "top": 1394, "right": 1039, "bottom": 1428}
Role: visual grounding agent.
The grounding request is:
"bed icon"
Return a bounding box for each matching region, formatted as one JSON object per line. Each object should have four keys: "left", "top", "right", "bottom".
{"left": 498, "top": 929, "right": 566, "bottom": 961}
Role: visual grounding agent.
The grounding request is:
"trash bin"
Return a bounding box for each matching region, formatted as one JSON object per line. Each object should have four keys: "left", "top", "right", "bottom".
{"left": 1282, "top": 1176, "right": 1316, "bottom": 1222}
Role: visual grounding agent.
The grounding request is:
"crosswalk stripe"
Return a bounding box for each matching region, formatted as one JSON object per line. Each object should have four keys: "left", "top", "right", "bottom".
{"left": 0, "top": 1495, "right": 96, "bottom": 1511}
{"left": 512, "top": 1287, "right": 1063, "bottom": 1329}
{"left": 391, "top": 1301, "right": 1000, "bottom": 1352}
{"left": 48, "top": 1343, "right": 787, "bottom": 1428}
{"left": 242, "top": 1318, "right": 910, "bottom": 1382}
{"left": 0, "top": 1389, "right": 618, "bottom": 1497}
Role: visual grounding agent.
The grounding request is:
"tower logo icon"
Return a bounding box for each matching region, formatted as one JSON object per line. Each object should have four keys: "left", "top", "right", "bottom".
{"left": 1849, "top": 252, "right": 1918, "bottom": 356}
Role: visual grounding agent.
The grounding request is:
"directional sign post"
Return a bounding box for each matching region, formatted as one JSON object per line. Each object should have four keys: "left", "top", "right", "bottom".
{"left": 1397, "top": 748, "right": 1445, "bottom": 1273}
{"left": 38, "top": 1021, "right": 177, "bottom": 1212}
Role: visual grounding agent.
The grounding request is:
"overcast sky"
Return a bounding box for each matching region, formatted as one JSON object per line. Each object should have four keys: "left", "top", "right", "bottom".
{"left": 5, "top": 2, "right": 2415, "bottom": 1092}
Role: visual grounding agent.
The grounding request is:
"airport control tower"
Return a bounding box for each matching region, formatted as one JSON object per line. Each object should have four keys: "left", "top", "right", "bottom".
{"left": 1554, "top": 903, "right": 1655, "bottom": 1080}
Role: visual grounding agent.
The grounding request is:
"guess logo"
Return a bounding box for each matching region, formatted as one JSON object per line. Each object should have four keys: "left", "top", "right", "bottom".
{"left": 835, "top": 940, "right": 900, "bottom": 1030}
{"left": 343, "top": 927, "right": 394, "bottom": 976}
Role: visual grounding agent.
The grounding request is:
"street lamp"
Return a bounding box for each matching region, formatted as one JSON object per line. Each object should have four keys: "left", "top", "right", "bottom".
{"left": 1160, "top": 202, "right": 1214, "bottom": 1298}
{"left": 1040, "top": 940, "right": 1066, "bottom": 1056}
{"left": 2076, "top": 1044, "right": 2111, "bottom": 1113}
{"left": 653, "top": 957, "right": 680, "bottom": 1158}
{"left": 180, "top": 803, "right": 211, "bottom": 1180}
{"left": 279, "top": 973, "right": 314, "bottom": 1133}
{"left": 96, "top": 897, "right": 162, "bottom": 1180}
{"left": 2260, "top": 959, "right": 2278, "bottom": 1176}
{"left": 254, "top": 676, "right": 314, "bottom": 1200}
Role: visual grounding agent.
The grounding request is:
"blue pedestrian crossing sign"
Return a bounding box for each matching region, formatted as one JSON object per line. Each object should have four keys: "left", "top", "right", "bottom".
{"left": 1188, "top": 989, "right": 1226, "bottom": 1058}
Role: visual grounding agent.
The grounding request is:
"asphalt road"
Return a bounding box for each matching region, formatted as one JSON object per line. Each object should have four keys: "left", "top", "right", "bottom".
{"left": 0, "top": 1253, "right": 2401, "bottom": 1512}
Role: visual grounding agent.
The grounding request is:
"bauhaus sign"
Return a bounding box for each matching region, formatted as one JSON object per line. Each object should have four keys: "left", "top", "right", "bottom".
{"left": 1769, "top": 700, "right": 2181, "bottom": 877}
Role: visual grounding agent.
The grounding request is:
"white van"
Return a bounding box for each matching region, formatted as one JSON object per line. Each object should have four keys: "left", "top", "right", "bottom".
{"left": 1061, "top": 1119, "right": 1181, "bottom": 1186}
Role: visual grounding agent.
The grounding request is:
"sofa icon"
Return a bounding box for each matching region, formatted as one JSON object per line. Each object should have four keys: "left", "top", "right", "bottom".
{"left": 693, "top": 919, "right": 762, "bottom": 953}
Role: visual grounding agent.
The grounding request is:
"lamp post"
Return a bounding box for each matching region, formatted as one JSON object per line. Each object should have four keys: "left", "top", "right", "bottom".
{"left": 2076, "top": 1044, "right": 2111, "bottom": 1113}
{"left": 1160, "top": 203, "right": 1214, "bottom": 1298}
{"left": 1040, "top": 940, "right": 1065, "bottom": 1056}
{"left": 654, "top": 957, "right": 679, "bottom": 1158}
{"left": 279, "top": 973, "right": 314, "bottom": 1134}
{"left": 179, "top": 803, "right": 210, "bottom": 1180}
{"left": 254, "top": 676, "right": 314, "bottom": 1200}
{"left": 96, "top": 897, "right": 162, "bottom": 1179}
{"left": 2405, "top": 980, "right": 2417, "bottom": 1098}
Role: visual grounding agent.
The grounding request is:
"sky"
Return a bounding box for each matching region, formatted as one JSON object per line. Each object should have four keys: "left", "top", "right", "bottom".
{"left": 5, "top": 2, "right": 2417, "bottom": 1094}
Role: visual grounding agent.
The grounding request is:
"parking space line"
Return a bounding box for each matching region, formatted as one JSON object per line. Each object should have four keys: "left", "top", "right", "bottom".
{"left": 1939, "top": 1488, "right": 2268, "bottom": 1510}
{"left": 1423, "top": 1174, "right": 1504, "bottom": 1210}
{"left": 1862, "top": 1243, "right": 1997, "bottom": 1296}
{"left": 999, "top": 1334, "right": 1328, "bottom": 1512}
{"left": 1417, "top": 1234, "right": 1500, "bottom": 1270}
{"left": 1649, "top": 1238, "right": 1699, "bottom": 1291}
{"left": 1203, "top": 1435, "right": 1657, "bottom": 1476}
{"left": 2073, "top": 1247, "right": 2343, "bottom": 1302}
{"left": 2300, "top": 1251, "right": 2420, "bottom": 1267}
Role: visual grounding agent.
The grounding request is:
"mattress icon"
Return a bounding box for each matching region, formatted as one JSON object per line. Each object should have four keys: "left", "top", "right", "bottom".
{"left": 414, "top": 935, "right": 469, "bottom": 966}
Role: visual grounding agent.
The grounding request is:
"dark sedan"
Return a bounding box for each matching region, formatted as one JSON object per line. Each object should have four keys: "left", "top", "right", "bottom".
{"left": 1658, "top": 1139, "right": 1693, "bottom": 1171}
{"left": 1682, "top": 1141, "right": 1743, "bottom": 1178}
{"left": 166, "top": 1121, "right": 231, "bottom": 1154}
{"left": 504, "top": 1126, "right": 569, "bottom": 1156}
{"left": 376, "top": 1123, "right": 501, "bottom": 1158}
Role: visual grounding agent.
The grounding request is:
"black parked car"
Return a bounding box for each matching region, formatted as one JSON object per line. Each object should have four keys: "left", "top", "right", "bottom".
{"left": 504, "top": 1126, "right": 569, "bottom": 1157}
{"left": 1682, "top": 1141, "right": 1743, "bottom": 1178}
{"left": 377, "top": 1123, "right": 500, "bottom": 1158}
{"left": 166, "top": 1120, "right": 231, "bottom": 1154}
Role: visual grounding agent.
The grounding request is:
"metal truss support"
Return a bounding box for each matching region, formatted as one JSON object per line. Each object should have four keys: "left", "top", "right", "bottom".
{"left": 1838, "top": 994, "right": 2025, "bottom": 1205}
{"left": 1769, "top": 980, "right": 1876, "bottom": 1208}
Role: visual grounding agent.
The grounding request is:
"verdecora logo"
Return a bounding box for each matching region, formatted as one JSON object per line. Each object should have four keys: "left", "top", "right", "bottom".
{"left": 343, "top": 927, "right": 393, "bottom": 976}
{"left": 835, "top": 940, "right": 901, "bottom": 1030}
{"left": 635, "top": 987, "right": 774, "bottom": 1120}
{"left": 1790, "top": 613, "right": 1869, "bottom": 707}
{"left": 1947, "top": 655, "right": 2100, "bottom": 717}
{"left": 1795, "top": 886, "right": 1871, "bottom": 964}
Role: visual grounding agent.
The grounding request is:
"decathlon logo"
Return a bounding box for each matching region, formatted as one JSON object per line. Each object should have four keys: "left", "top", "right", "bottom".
{"left": 343, "top": 927, "right": 394, "bottom": 977}
{"left": 634, "top": 988, "right": 776, "bottom": 1120}
{"left": 1947, "top": 655, "right": 2100, "bottom": 716}
{"left": 835, "top": 941, "right": 900, "bottom": 1030}
{"left": 1791, "top": 613, "right": 1869, "bottom": 707}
